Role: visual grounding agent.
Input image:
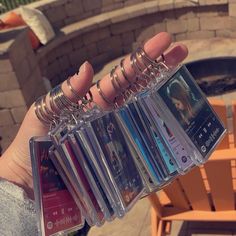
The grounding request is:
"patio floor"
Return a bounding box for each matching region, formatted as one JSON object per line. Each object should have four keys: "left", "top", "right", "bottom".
{"left": 88, "top": 196, "right": 236, "bottom": 236}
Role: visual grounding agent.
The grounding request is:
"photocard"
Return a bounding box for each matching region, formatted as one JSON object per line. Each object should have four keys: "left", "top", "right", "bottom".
{"left": 61, "top": 139, "right": 104, "bottom": 224}
{"left": 30, "top": 137, "right": 83, "bottom": 236}
{"left": 133, "top": 101, "right": 179, "bottom": 174}
{"left": 69, "top": 132, "right": 115, "bottom": 219}
{"left": 117, "top": 106, "right": 165, "bottom": 183}
{"left": 157, "top": 66, "right": 225, "bottom": 158}
{"left": 141, "top": 96, "right": 194, "bottom": 171}
{"left": 91, "top": 112, "right": 144, "bottom": 207}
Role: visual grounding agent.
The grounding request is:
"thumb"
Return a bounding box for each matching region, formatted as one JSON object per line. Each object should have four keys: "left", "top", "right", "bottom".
{"left": 8, "top": 61, "right": 94, "bottom": 171}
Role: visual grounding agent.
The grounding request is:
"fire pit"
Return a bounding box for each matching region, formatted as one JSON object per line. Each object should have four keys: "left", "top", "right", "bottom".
{"left": 186, "top": 57, "right": 236, "bottom": 96}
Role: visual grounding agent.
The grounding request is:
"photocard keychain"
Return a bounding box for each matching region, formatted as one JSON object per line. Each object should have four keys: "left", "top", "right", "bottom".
{"left": 50, "top": 145, "right": 96, "bottom": 226}
{"left": 116, "top": 105, "right": 169, "bottom": 184}
{"left": 130, "top": 48, "right": 194, "bottom": 174}
{"left": 49, "top": 121, "right": 100, "bottom": 226}
{"left": 72, "top": 105, "right": 125, "bottom": 218}
{"left": 114, "top": 51, "right": 178, "bottom": 192}
{"left": 89, "top": 111, "right": 145, "bottom": 215}
{"left": 69, "top": 131, "right": 114, "bottom": 221}
{"left": 124, "top": 51, "right": 180, "bottom": 178}
{"left": 138, "top": 94, "right": 195, "bottom": 173}
{"left": 30, "top": 136, "right": 84, "bottom": 236}
{"left": 115, "top": 121, "right": 158, "bottom": 193}
{"left": 48, "top": 87, "right": 108, "bottom": 226}
{"left": 71, "top": 129, "right": 117, "bottom": 220}
{"left": 59, "top": 136, "right": 106, "bottom": 226}
{"left": 49, "top": 147, "right": 91, "bottom": 221}
{"left": 152, "top": 65, "right": 226, "bottom": 164}
{"left": 134, "top": 48, "right": 226, "bottom": 164}
{"left": 127, "top": 101, "right": 179, "bottom": 176}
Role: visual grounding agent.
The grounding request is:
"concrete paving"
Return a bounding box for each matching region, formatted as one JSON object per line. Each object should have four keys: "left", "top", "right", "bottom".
{"left": 88, "top": 198, "right": 151, "bottom": 236}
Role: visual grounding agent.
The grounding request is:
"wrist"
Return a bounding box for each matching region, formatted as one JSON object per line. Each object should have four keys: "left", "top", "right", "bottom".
{"left": 0, "top": 148, "right": 34, "bottom": 198}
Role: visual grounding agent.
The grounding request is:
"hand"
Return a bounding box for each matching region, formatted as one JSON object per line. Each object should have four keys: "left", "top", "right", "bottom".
{"left": 0, "top": 32, "right": 188, "bottom": 198}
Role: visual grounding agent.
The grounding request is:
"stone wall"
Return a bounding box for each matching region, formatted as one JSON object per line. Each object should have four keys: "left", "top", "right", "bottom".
{"left": 0, "top": 28, "right": 47, "bottom": 152}
{"left": 1, "top": 0, "right": 236, "bottom": 152}
{"left": 38, "top": 1, "right": 235, "bottom": 87}
{"left": 27, "top": 0, "right": 155, "bottom": 29}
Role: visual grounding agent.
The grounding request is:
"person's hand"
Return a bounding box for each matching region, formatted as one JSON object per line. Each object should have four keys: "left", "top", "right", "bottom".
{"left": 0, "top": 32, "right": 188, "bottom": 197}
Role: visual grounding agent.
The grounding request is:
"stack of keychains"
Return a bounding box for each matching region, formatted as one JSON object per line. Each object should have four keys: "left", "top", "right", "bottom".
{"left": 30, "top": 47, "right": 226, "bottom": 236}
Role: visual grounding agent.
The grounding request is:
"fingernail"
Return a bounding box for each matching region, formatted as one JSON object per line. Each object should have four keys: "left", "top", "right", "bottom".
{"left": 79, "top": 61, "right": 88, "bottom": 73}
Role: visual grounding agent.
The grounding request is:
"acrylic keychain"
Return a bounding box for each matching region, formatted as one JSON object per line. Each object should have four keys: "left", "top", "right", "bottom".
{"left": 71, "top": 111, "right": 120, "bottom": 220}
{"left": 114, "top": 67, "right": 164, "bottom": 192}
{"left": 49, "top": 99, "right": 106, "bottom": 226}
{"left": 68, "top": 99, "right": 138, "bottom": 218}
{"left": 134, "top": 50, "right": 196, "bottom": 172}
{"left": 31, "top": 90, "right": 87, "bottom": 236}
{"left": 117, "top": 51, "right": 180, "bottom": 179}
{"left": 50, "top": 84, "right": 121, "bottom": 222}
{"left": 47, "top": 85, "right": 102, "bottom": 226}
{"left": 68, "top": 130, "right": 116, "bottom": 221}
{"left": 54, "top": 99, "right": 106, "bottom": 227}
{"left": 30, "top": 136, "right": 84, "bottom": 236}
{"left": 114, "top": 56, "right": 169, "bottom": 193}
{"left": 131, "top": 48, "right": 194, "bottom": 174}
{"left": 76, "top": 85, "right": 145, "bottom": 217}
{"left": 54, "top": 89, "right": 118, "bottom": 222}
{"left": 138, "top": 48, "right": 226, "bottom": 164}
{"left": 59, "top": 134, "right": 106, "bottom": 226}
{"left": 128, "top": 51, "right": 180, "bottom": 176}
{"left": 59, "top": 110, "right": 107, "bottom": 227}
{"left": 79, "top": 106, "right": 149, "bottom": 213}
{"left": 115, "top": 53, "right": 176, "bottom": 189}
{"left": 84, "top": 113, "right": 144, "bottom": 217}
{"left": 64, "top": 91, "right": 117, "bottom": 221}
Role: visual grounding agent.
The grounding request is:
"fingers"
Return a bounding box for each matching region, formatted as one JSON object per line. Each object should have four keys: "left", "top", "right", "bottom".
{"left": 61, "top": 61, "right": 94, "bottom": 103}
{"left": 32, "top": 32, "right": 188, "bottom": 128}
{"left": 90, "top": 32, "right": 188, "bottom": 110}
{"left": 42, "top": 61, "right": 94, "bottom": 117}
{"left": 143, "top": 32, "right": 172, "bottom": 60}
{"left": 161, "top": 43, "right": 188, "bottom": 67}
{"left": 90, "top": 32, "right": 172, "bottom": 110}
{"left": 30, "top": 61, "right": 94, "bottom": 129}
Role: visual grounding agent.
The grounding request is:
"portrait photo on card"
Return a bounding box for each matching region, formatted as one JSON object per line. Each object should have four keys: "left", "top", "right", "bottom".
{"left": 91, "top": 113, "right": 144, "bottom": 207}
{"left": 39, "top": 142, "right": 66, "bottom": 194}
{"left": 158, "top": 67, "right": 225, "bottom": 158}
{"left": 158, "top": 71, "right": 205, "bottom": 131}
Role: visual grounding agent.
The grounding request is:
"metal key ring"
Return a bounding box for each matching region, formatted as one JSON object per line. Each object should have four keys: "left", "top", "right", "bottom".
{"left": 120, "top": 58, "right": 133, "bottom": 84}
{"left": 96, "top": 79, "right": 115, "bottom": 106}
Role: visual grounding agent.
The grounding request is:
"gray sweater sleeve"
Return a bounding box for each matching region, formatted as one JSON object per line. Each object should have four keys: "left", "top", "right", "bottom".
{"left": 0, "top": 179, "right": 38, "bottom": 236}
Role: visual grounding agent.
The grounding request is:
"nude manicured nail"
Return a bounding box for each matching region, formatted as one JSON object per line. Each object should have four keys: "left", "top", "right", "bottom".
{"left": 79, "top": 61, "right": 89, "bottom": 73}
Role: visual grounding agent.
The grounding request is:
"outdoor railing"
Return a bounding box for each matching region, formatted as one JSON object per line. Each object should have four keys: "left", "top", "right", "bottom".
{"left": 0, "top": 0, "right": 40, "bottom": 13}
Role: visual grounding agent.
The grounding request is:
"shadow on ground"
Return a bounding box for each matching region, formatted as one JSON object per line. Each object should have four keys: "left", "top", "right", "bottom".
{"left": 177, "top": 221, "right": 236, "bottom": 236}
